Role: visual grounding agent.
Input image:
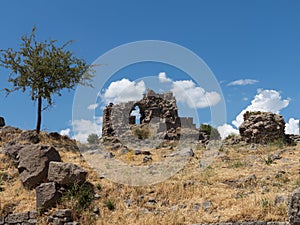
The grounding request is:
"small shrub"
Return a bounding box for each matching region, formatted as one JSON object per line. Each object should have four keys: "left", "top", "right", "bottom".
{"left": 261, "top": 198, "right": 271, "bottom": 208}
{"left": 268, "top": 138, "right": 285, "bottom": 148}
{"left": 200, "top": 124, "right": 221, "bottom": 140}
{"left": 63, "top": 183, "right": 94, "bottom": 212}
{"left": 265, "top": 156, "right": 273, "bottom": 165}
{"left": 96, "top": 183, "right": 102, "bottom": 191}
{"left": 87, "top": 133, "right": 99, "bottom": 144}
{"left": 103, "top": 199, "right": 115, "bottom": 211}
{"left": 229, "top": 160, "right": 246, "bottom": 168}
{"left": 132, "top": 126, "right": 150, "bottom": 140}
{"left": 225, "top": 133, "right": 238, "bottom": 140}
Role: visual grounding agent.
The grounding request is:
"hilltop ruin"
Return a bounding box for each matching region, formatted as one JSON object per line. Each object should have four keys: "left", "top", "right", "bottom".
{"left": 101, "top": 89, "right": 197, "bottom": 142}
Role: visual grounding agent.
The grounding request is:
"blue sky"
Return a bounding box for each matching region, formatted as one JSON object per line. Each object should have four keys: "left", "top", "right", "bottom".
{"left": 0, "top": 0, "right": 300, "bottom": 141}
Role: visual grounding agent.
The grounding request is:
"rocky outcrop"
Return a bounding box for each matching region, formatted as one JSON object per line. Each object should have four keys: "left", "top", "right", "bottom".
{"left": 17, "top": 145, "right": 62, "bottom": 189}
{"left": 36, "top": 182, "right": 62, "bottom": 211}
{"left": 288, "top": 187, "right": 300, "bottom": 225}
{"left": 48, "top": 161, "right": 87, "bottom": 186}
{"left": 239, "top": 111, "right": 286, "bottom": 144}
{"left": 0, "top": 117, "right": 5, "bottom": 127}
{"left": 3, "top": 144, "right": 61, "bottom": 189}
{"left": 0, "top": 211, "right": 37, "bottom": 225}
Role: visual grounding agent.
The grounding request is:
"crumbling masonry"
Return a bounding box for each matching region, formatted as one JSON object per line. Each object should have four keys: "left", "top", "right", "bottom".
{"left": 102, "top": 90, "right": 196, "bottom": 141}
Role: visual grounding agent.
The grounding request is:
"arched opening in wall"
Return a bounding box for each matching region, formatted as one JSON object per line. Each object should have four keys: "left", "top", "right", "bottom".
{"left": 130, "top": 105, "right": 141, "bottom": 125}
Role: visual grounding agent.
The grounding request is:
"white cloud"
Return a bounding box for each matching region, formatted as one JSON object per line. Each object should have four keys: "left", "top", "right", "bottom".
{"left": 158, "top": 72, "right": 172, "bottom": 83}
{"left": 72, "top": 119, "right": 101, "bottom": 143}
{"left": 87, "top": 103, "right": 99, "bottom": 110}
{"left": 102, "top": 78, "right": 146, "bottom": 104}
{"left": 232, "top": 89, "right": 290, "bottom": 128}
{"left": 228, "top": 79, "right": 259, "bottom": 86}
{"left": 243, "top": 97, "right": 248, "bottom": 101}
{"left": 285, "top": 118, "right": 299, "bottom": 135}
{"left": 171, "top": 80, "right": 221, "bottom": 108}
{"left": 217, "top": 124, "right": 239, "bottom": 139}
{"left": 60, "top": 128, "right": 70, "bottom": 136}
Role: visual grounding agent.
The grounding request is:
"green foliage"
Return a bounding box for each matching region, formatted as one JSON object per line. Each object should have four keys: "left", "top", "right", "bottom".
{"left": 225, "top": 132, "right": 238, "bottom": 140}
{"left": 63, "top": 183, "right": 94, "bottom": 212}
{"left": 0, "top": 25, "right": 94, "bottom": 133}
{"left": 132, "top": 126, "right": 150, "bottom": 139}
{"left": 228, "top": 160, "right": 246, "bottom": 168}
{"left": 87, "top": 133, "right": 99, "bottom": 144}
{"left": 103, "top": 199, "right": 115, "bottom": 211}
{"left": 267, "top": 138, "right": 285, "bottom": 148}
{"left": 200, "top": 124, "right": 221, "bottom": 140}
{"left": 96, "top": 183, "right": 102, "bottom": 191}
{"left": 261, "top": 198, "right": 271, "bottom": 208}
{"left": 265, "top": 155, "right": 274, "bottom": 165}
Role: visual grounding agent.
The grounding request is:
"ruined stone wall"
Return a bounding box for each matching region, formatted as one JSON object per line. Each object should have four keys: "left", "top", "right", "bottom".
{"left": 0, "top": 117, "right": 5, "bottom": 128}
{"left": 239, "top": 111, "right": 286, "bottom": 144}
{"left": 101, "top": 90, "right": 184, "bottom": 140}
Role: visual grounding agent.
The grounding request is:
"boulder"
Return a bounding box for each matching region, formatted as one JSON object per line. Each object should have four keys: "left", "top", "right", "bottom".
{"left": 17, "top": 144, "right": 61, "bottom": 189}
{"left": 48, "top": 161, "right": 87, "bottom": 186}
{"left": 36, "top": 182, "right": 61, "bottom": 210}
{"left": 239, "top": 111, "right": 286, "bottom": 144}
{"left": 288, "top": 187, "right": 300, "bottom": 225}
{"left": 0, "top": 117, "right": 5, "bottom": 127}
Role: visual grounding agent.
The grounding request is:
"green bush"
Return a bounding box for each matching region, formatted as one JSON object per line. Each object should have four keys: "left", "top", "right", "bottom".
{"left": 87, "top": 133, "right": 99, "bottom": 144}
{"left": 103, "top": 199, "right": 115, "bottom": 211}
{"left": 200, "top": 124, "right": 221, "bottom": 140}
{"left": 132, "top": 125, "right": 150, "bottom": 139}
{"left": 63, "top": 183, "right": 94, "bottom": 212}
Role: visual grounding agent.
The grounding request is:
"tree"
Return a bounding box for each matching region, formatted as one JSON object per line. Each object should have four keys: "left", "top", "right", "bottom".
{"left": 87, "top": 133, "right": 99, "bottom": 144}
{"left": 0, "top": 26, "right": 93, "bottom": 133}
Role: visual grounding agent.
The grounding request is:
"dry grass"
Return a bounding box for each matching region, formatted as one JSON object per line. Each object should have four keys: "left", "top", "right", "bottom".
{"left": 0, "top": 130, "right": 299, "bottom": 224}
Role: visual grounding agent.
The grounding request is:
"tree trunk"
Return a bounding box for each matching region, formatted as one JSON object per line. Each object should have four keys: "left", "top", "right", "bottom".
{"left": 36, "top": 96, "right": 42, "bottom": 134}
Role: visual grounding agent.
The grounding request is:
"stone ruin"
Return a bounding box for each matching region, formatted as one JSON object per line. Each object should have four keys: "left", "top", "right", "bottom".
{"left": 239, "top": 111, "right": 287, "bottom": 144}
{"left": 0, "top": 116, "right": 5, "bottom": 128}
{"left": 102, "top": 90, "right": 198, "bottom": 143}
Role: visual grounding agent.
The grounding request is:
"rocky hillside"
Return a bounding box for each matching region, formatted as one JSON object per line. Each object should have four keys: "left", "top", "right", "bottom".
{"left": 0, "top": 126, "right": 300, "bottom": 225}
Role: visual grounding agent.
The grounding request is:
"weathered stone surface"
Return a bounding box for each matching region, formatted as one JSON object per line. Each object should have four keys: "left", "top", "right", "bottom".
{"left": 102, "top": 90, "right": 189, "bottom": 142}
{"left": 239, "top": 111, "right": 286, "bottom": 144}
{"left": 36, "top": 182, "right": 61, "bottom": 210}
{"left": 48, "top": 161, "right": 87, "bottom": 186}
{"left": 0, "top": 117, "right": 5, "bottom": 127}
{"left": 0, "top": 210, "right": 37, "bottom": 225}
{"left": 52, "top": 209, "right": 73, "bottom": 218}
{"left": 29, "top": 210, "right": 38, "bottom": 219}
{"left": 169, "top": 148, "right": 194, "bottom": 157}
{"left": 5, "top": 212, "right": 29, "bottom": 223}
{"left": 18, "top": 130, "right": 40, "bottom": 144}
{"left": 17, "top": 144, "right": 61, "bottom": 189}
{"left": 3, "top": 144, "right": 25, "bottom": 164}
{"left": 288, "top": 187, "right": 300, "bottom": 225}
{"left": 48, "top": 209, "right": 75, "bottom": 225}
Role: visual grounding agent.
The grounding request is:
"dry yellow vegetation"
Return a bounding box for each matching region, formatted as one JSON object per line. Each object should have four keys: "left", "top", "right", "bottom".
{"left": 1, "top": 131, "right": 300, "bottom": 225}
